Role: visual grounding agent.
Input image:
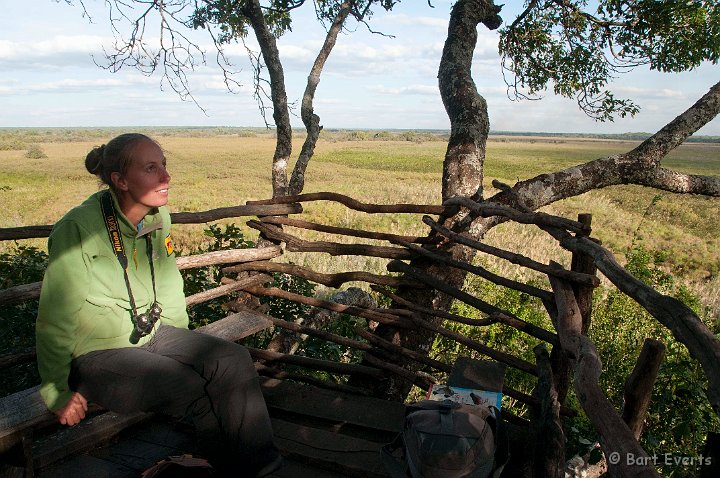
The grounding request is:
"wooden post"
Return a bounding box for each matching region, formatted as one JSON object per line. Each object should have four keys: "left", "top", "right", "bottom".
{"left": 531, "top": 344, "right": 565, "bottom": 478}
{"left": 552, "top": 213, "right": 597, "bottom": 405}
{"left": 571, "top": 214, "right": 597, "bottom": 334}
{"left": 622, "top": 338, "right": 667, "bottom": 439}
{"left": 548, "top": 265, "right": 659, "bottom": 477}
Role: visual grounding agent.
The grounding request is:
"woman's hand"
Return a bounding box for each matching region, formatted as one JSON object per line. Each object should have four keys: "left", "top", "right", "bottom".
{"left": 54, "top": 391, "right": 88, "bottom": 426}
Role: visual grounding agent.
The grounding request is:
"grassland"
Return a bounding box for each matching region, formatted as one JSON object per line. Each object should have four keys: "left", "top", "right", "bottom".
{"left": 1, "top": 127, "right": 719, "bottom": 314}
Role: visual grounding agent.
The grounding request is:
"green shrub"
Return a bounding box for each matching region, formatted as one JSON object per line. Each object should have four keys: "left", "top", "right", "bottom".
{"left": 587, "top": 246, "right": 719, "bottom": 476}
{"left": 343, "top": 131, "right": 370, "bottom": 141}
{"left": 0, "top": 245, "right": 48, "bottom": 397}
{"left": 180, "top": 223, "right": 255, "bottom": 328}
{"left": 24, "top": 144, "right": 48, "bottom": 159}
{"left": 397, "top": 131, "right": 442, "bottom": 143}
{"left": 0, "top": 139, "right": 25, "bottom": 151}
{"left": 372, "top": 131, "right": 393, "bottom": 141}
{"left": 241, "top": 271, "right": 318, "bottom": 351}
{"left": 178, "top": 224, "right": 319, "bottom": 353}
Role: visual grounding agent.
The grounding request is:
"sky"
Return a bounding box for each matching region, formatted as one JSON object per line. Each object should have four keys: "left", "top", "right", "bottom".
{"left": 0, "top": 0, "right": 718, "bottom": 135}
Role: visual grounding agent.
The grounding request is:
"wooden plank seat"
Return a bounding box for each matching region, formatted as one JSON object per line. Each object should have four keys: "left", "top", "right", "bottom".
{"left": 27, "top": 359, "right": 511, "bottom": 478}
{"left": 1, "top": 305, "right": 408, "bottom": 478}
{"left": 28, "top": 378, "right": 405, "bottom": 478}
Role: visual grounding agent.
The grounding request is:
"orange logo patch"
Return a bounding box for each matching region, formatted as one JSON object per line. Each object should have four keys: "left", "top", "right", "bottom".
{"left": 165, "top": 234, "right": 175, "bottom": 256}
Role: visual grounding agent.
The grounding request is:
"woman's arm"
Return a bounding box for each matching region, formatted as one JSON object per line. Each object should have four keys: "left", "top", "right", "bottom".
{"left": 154, "top": 210, "right": 189, "bottom": 329}
{"left": 36, "top": 220, "right": 91, "bottom": 413}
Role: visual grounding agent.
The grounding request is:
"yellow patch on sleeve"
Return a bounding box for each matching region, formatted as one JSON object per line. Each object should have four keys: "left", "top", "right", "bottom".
{"left": 165, "top": 233, "right": 175, "bottom": 256}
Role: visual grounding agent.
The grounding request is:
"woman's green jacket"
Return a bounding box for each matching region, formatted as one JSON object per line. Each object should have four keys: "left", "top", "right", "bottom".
{"left": 36, "top": 190, "right": 189, "bottom": 411}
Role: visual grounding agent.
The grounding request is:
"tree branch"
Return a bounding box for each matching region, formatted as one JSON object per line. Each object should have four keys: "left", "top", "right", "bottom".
{"left": 631, "top": 167, "right": 720, "bottom": 195}
{"left": 626, "top": 80, "right": 720, "bottom": 167}
{"left": 484, "top": 80, "right": 720, "bottom": 219}
{"left": 289, "top": 0, "right": 354, "bottom": 195}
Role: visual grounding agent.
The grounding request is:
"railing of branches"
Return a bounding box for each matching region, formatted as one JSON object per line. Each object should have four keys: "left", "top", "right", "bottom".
{"left": 2, "top": 191, "right": 719, "bottom": 477}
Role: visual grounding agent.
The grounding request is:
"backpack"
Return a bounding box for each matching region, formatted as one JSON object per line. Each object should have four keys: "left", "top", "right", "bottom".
{"left": 382, "top": 399, "right": 508, "bottom": 478}
{"left": 140, "top": 455, "right": 215, "bottom": 478}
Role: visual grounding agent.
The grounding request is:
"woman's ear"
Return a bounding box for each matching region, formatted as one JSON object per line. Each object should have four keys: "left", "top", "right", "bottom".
{"left": 111, "top": 172, "right": 129, "bottom": 192}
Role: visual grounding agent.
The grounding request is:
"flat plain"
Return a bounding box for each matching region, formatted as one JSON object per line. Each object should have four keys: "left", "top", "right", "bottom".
{"left": 1, "top": 128, "right": 719, "bottom": 314}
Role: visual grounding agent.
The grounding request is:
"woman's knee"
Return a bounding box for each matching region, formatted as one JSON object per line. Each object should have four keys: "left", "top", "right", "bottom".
{"left": 71, "top": 348, "right": 208, "bottom": 415}
{"left": 206, "top": 343, "right": 257, "bottom": 384}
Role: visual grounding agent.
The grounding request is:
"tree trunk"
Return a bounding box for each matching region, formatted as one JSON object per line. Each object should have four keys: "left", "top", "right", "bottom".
{"left": 246, "top": 2, "right": 384, "bottom": 355}
{"left": 354, "top": 0, "right": 503, "bottom": 401}
{"left": 242, "top": 0, "right": 292, "bottom": 197}
{"left": 289, "top": 1, "right": 353, "bottom": 195}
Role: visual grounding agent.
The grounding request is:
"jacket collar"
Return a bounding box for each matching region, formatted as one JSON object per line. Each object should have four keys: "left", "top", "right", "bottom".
{"left": 104, "top": 189, "right": 163, "bottom": 238}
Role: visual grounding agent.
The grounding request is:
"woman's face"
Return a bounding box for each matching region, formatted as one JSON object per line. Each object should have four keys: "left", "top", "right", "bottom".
{"left": 113, "top": 140, "right": 171, "bottom": 210}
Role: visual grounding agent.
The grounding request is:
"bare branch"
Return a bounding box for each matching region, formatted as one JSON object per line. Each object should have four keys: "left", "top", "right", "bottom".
{"left": 60, "top": 0, "right": 91, "bottom": 19}
{"left": 224, "top": 260, "right": 421, "bottom": 289}
{"left": 626, "top": 80, "right": 720, "bottom": 166}
{"left": 393, "top": 238, "right": 554, "bottom": 302}
{"left": 247, "top": 191, "right": 449, "bottom": 215}
{"left": 247, "top": 220, "right": 413, "bottom": 260}
{"left": 258, "top": 215, "right": 438, "bottom": 244}
{"left": 485, "top": 80, "right": 720, "bottom": 218}
{"left": 631, "top": 168, "right": 720, "bottom": 196}
{"left": 243, "top": 285, "right": 413, "bottom": 329}
{"left": 423, "top": 216, "right": 600, "bottom": 287}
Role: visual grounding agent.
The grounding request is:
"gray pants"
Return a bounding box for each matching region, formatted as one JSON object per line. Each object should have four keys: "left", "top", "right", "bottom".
{"left": 70, "top": 325, "right": 278, "bottom": 475}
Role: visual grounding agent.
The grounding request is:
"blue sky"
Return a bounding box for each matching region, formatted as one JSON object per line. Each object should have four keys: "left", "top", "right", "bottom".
{"left": 1, "top": 0, "right": 718, "bottom": 135}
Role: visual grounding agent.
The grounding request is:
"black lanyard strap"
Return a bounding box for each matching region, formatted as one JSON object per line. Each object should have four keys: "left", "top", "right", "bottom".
{"left": 100, "top": 191, "right": 157, "bottom": 318}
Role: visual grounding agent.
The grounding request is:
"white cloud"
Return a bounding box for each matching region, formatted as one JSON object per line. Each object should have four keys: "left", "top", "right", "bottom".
{"left": 278, "top": 44, "right": 317, "bottom": 62}
{"left": 0, "top": 77, "right": 144, "bottom": 95}
{"left": 380, "top": 13, "right": 448, "bottom": 30}
{"left": 0, "top": 2, "right": 716, "bottom": 135}
{"left": 0, "top": 35, "right": 105, "bottom": 60}
{"left": 369, "top": 84, "right": 439, "bottom": 96}
{"left": 613, "top": 85, "right": 687, "bottom": 99}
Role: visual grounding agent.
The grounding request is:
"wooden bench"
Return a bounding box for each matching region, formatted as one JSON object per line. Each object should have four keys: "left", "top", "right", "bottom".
{"left": 0, "top": 308, "right": 273, "bottom": 477}
{"left": 27, "top": 376, "right": 406, "bottom": 478}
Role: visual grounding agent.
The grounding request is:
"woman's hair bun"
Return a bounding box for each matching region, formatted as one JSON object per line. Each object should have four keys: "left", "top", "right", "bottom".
{"left": 85, "top": 144, "right": 106, "bottom": 175}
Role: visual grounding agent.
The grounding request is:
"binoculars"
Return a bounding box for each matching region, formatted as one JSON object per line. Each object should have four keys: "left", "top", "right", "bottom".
{"left": 130, "top": 302, "right": 162, "bottom": 344}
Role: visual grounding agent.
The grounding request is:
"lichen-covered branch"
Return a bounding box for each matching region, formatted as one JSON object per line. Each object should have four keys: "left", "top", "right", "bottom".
{"left": 486, "top": 80, "right": 720, "bottom": 217}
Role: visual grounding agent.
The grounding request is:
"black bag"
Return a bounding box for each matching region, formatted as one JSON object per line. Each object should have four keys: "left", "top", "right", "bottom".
{"left": 382, "top": 399, "right": 508, "bottom": 478}
{"left": 140, "top": 455, "right": 215, "bottom": 478}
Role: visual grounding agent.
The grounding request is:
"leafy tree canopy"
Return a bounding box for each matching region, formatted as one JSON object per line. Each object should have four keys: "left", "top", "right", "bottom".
{"left": 499, "top": 0, "right": 720, "bottom": 121}
{"left": 191, "top": 0, "right": 400, "bottom": 42}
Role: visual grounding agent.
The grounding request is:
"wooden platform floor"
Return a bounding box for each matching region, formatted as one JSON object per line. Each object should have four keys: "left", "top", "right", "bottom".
{"left": 35, "top": 378, "right": 406, "bottom": 478}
